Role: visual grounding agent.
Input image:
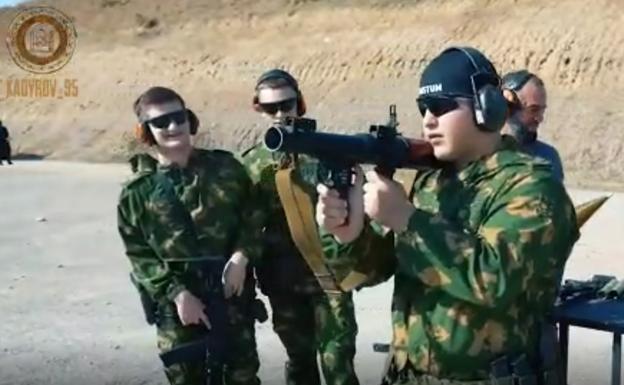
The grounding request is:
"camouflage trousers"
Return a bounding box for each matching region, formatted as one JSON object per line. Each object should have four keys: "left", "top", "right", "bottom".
{"left": 268, "top": 291, "right": 359, "bottom": 385}
{"left": 156, "top": 294, "right": 261, "bottom": 385}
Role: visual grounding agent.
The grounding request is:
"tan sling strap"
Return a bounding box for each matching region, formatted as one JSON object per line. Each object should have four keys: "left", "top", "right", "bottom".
{"left": 275, "top": 167, "right": 370, "bottom": 293}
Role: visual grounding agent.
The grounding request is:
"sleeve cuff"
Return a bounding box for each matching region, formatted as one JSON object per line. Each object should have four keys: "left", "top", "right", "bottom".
{"left": 165, "top": 282, "right": 187, "bottom": 302}
{"left": 397, "top": 208, "right": 430, "bottom": 236}
{"left": 234, "top": 242, "right": 262, "bottom": 266}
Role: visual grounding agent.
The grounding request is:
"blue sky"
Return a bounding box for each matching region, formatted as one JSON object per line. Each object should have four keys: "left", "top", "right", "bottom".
{"left": 0, "top": 0, "right": 26, "bottom": 6}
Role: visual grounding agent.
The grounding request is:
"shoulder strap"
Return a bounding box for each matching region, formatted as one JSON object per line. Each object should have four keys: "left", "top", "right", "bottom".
{"left": 275, "top": 168, "right": 342, "bottom": 293}
{"left": 275, "top": 167, "right": 379, "bottom": 293}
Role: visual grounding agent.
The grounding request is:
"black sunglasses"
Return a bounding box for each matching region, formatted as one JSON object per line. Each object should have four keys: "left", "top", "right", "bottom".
{"left": 145, "top": 110, "right": 188, "bottom": 129}
{"left": 259, "top": 98, "right": 297, "bottom": 115}
{"left": 417, "top": 96, "right": 461, "bottom": 118}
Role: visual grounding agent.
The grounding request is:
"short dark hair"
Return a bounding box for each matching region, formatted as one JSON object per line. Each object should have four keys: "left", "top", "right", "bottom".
{"left": 257, "top": 76, "right": 295, "bottom": 91}
{"left": 526, "top": 74, "right": 544, "bottom": 89}
{"left": 133, "top": 86, "right": 186, "bottom": 122}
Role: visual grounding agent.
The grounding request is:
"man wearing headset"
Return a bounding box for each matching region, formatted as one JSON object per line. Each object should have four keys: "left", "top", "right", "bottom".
{"left": 117, "top": 86, "right": 262, "bottom": 385}
{"left": 315, "top": 47, "right": 579, "bottom": 384}
{"left": 502, "top": 70, "right": 564, "bottom": 182}
{"left": 241, "top": 70, "right": 359, "bottom": 385}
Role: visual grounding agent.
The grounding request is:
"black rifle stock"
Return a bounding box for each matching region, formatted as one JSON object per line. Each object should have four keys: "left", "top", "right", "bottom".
{"left": 159, "top": 336, "right": 211, "bottom": 367}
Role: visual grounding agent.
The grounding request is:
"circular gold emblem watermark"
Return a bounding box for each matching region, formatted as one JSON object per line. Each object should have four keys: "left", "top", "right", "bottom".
{"left": 5, "top": 7, "right": 77, "bottom": 74}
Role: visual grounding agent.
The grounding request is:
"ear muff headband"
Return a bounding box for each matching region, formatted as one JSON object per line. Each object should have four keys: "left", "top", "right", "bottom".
{"left": 502, "top": 70, "right": 534, "bottom": 92}
{"left": 445, "top": 46, "right": 501, "bottom": 93}
{"left": 255, "top": 69, "right": 300, "bottom": 91}
{"left": 441, "top": 46, "right": 507, "bottom": 132}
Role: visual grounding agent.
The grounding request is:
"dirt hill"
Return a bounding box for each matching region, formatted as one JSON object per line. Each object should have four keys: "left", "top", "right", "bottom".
{"left": 0, "top": 0, "right": 623, "bottom": 189}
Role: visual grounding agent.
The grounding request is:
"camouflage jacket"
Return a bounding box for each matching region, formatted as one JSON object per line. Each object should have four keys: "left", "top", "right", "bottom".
{"left": 240, "top": 144, "right": 324, "bottom": 293}
{"left": 321, "top": 136, "right": 580, "bottom": 380}
{"left": 117, "top": 148, "right": 262, "bottom": 303}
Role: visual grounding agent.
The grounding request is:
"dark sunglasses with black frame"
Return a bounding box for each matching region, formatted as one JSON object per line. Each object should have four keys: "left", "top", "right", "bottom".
{"left": 145, "top": 110, "right": 188, "bottom": 129}
{"left": 416, "top": 95, "right": 464, "bottom": 118}
{"left": 258, "top": 98, "right": 297, "bottom": 115}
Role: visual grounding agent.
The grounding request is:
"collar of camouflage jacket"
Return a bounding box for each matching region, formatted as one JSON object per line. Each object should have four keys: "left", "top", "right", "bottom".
{"left": 129, "top": 149, "right": 212, "bottom": 174}
{"left": 129, "top": 153, "right": 158, "bottom": 174}
{"left": 456, "top": 134, "right": 552, "bottom": 184}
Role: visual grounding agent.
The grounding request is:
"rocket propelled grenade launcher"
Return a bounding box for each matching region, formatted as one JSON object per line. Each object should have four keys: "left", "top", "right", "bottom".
{"left": 263, "top": 105, "right": 440, "bottom": 200}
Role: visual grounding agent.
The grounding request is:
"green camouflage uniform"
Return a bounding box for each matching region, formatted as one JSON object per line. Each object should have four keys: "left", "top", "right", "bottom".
{"left": 321, "top": 137, "right": 580, "bottom": 383}
{"left": 117, "top": 149, "right": 262, "bottom": 385}
{"left": 240, "top": 144, "right": 359, "bottom": 385}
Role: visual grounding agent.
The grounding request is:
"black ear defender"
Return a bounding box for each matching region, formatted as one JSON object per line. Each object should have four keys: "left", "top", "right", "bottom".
{"left": 442, "top": 47, "right": 508, "bottom": 132}
{"left": 252, "top": 69, "right": 306, "bottom": 116}
{"left": 186, "top": 109, "right": 199, "bottom": 135}
{"left": 501, "top": 69, "right": 534, "bottom": 114}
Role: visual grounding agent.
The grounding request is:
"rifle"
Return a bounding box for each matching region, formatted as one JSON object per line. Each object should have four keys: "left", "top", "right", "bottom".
{"left": 159, "top": 335, "right": 213, "bottom": 367}
{"left": 263, "top": 105, "right": 440, "bottom": 202}
{"left": 558, "top": 275, "right": 624, "bottom": 303}
{"left": 157, "top": 297, "right": 267, "bottom": 384}
{"left": 159, "top": 336, "right": 224, "bottom": 385}
{"left": 129, "top": 259, "right": 230, "bottom": 385}
{"left": 129, "top": 272, "right": 223, "bottom": 381}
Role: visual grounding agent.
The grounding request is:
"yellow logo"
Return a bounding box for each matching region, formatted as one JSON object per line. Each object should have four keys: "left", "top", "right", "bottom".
{"left": 5, "top": 7, "right": 77, "bottom": 74}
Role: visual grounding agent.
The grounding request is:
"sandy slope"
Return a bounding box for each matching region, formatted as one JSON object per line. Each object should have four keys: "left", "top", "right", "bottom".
{"left": 0, "top": 0, "right": 622, "bottom": 188}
